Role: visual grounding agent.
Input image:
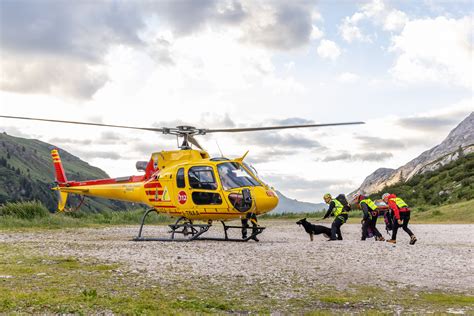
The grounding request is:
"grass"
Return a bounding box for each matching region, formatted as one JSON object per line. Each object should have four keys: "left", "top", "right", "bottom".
{"left": 0, "top": 243, "right": 472, "bottom": 314}
{"left": 1, "top": 199, "right": 473, "bottom": 230}
{"left": 0, "top": 201, "right": 170, "bottom": 229}
{"left": 265, "top": 199, "right": 474, "bottom": 224}
{"left": 410, "top": 199, "right": 474, "bottom": 223}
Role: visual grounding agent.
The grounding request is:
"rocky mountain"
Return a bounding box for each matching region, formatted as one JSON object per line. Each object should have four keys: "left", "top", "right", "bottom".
{"left": 0, "top": 132, "right": 136, "bottom": 212}
{"left": 354, "top": 112, "right": 474, "bottom": 195}
{"left": 271, "top": 191, "right": 326, "bottom": 214}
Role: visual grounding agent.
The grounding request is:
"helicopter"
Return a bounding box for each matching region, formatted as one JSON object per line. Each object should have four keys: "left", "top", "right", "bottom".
{"left": 0, "top": 115, "right": 364, "bottom": 242}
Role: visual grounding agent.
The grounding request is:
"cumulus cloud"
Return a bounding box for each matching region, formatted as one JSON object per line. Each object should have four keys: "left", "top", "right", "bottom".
{"left": 338, "top": 0, "right": 408, "bottom": 43}
{"left": 310, "top": 25, "right": 324, "bottom": 40}
{"left": 0, "top": 54, "right": 107, "bottom": 100}
{"left": 389, "top": 16, "right": 472, "bottom": 88}
{"left": 0, "top": 0, "right": 317, "bottom": 99}
{"left": 241, "top": 2, "right": 315, "bottom": 50}
{"left": 317, "top": 39, "right": 341, "bottom": 60}
{"left": 0, "top": 1, "right": 145, "bottom": 99}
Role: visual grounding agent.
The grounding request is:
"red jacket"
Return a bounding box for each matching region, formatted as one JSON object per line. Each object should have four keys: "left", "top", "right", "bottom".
{"left": 386, "top": 194, "right": 409, "bottom": 220}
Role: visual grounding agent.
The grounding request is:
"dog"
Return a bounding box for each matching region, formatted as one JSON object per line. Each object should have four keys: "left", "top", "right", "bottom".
{"left": 296, "top": 218, "right": 332, "bottom": 241}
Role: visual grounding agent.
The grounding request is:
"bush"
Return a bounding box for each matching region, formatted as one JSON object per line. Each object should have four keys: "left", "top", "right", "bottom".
{"left": 0, "top": 201, "right": 50, "bottom": 219}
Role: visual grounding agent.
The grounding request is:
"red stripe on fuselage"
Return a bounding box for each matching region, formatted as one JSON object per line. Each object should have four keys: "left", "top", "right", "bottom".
{"left": 144, "top": 182, "right": 162, "bottom": 189}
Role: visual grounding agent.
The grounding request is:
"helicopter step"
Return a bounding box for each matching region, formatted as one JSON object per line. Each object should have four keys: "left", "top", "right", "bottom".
{"left": 133, "top": 210, "right": 265, "bottom": 242}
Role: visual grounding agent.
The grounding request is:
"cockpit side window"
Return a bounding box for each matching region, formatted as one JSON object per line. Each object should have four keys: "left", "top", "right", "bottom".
{"left": 188, "top": 166, "right": 217, "bottom": 190}
{"left": 217, "top": 162, "right": 260, "bottom": 190}
{"left": 177, "top": 168, "right": 185, "bottom": 188}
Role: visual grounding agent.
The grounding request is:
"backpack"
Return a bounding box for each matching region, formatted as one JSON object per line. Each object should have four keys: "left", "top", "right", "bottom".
{"left": 335, "top": 194, "right": 351, "bottom": 212}
{"left": 384, "top": 210, "right": 393, "bottom": 234}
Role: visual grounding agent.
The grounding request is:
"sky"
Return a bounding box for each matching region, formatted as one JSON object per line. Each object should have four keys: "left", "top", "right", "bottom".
{"left": 0, "top": 0, "right": 472, "bottom": 203}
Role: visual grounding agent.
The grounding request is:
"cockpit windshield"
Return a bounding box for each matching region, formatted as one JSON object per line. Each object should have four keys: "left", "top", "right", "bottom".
{"left": 217, "top": 162, "right": 260, "bottom": 190}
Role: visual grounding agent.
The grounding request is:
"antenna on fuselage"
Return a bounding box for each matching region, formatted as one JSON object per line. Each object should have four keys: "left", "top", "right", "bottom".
{"left": 216, "top": 140, "right": 224, "bottom": 157}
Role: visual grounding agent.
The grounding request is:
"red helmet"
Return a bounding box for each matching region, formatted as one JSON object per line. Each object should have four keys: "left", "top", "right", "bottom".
{"left": 356, "top": 194, "right": 366, "bottom": 202}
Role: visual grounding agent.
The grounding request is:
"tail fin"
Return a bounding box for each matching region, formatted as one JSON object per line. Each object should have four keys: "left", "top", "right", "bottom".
{"left": 51, "top": 149, "right": 68, "bottom": 212}
{"left": 51, "top": 149, "right": 67, "bottom": 183}
{"left": 57, "top": 190, "right": 68, "bottom": 212}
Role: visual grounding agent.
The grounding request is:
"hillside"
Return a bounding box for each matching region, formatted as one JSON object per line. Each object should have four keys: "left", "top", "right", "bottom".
{"left": 355, "top": 112, "right": 474, "bottom": 195}
{"left": 271, "top": 191, "right": 326, "bottom": 214}
{"left": 369, "top": 152, "right": 474, "bottom": 206}
{"left": 0, "top": 132, "right": 136, "bottom": 212}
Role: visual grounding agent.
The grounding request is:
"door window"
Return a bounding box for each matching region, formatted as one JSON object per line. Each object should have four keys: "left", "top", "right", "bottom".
{"left": 188, "top": 166, "right": 217, "bottom": 190}
{"left": 177, "top": 168, "right": 185, "bottom": 188}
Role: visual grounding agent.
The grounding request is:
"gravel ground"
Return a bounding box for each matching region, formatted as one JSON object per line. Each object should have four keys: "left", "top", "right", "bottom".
{"left": 1, "top": 221, "right": 473, "bottom": 293}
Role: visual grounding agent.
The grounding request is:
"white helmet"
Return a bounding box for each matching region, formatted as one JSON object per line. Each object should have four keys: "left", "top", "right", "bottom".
{"left": 382, "top": 193, "right": 390, "bottom": 200}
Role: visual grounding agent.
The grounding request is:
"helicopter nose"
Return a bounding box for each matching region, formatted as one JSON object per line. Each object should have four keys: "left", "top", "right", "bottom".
{"left": 255, "top": 187, "right": 279, "bottom": 213}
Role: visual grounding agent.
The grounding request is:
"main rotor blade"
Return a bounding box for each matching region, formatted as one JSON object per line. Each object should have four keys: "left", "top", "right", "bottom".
{"left": 188, "top": 135, "right": 205, "bottom": 151}
{"left": 0, "top": 115, "right": 164, "bottom": 133}
{"left": 205, "top": 121, "right": 365, "bottom": 133}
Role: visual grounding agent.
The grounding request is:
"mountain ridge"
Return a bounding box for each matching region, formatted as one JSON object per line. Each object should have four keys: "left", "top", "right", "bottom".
{"left": 353, "top": 112, "right": 474, "bottom": 195}
{"left": 0, "top": 132, "right": 135, "bottom": 212}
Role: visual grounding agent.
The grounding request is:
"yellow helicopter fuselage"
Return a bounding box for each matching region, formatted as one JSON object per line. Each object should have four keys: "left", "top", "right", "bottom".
{"left": 52, "top": 148, "right": 279, "bottom": 221}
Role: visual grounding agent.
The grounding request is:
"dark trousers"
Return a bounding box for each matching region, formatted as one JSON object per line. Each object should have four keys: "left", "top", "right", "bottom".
{"left": 361, "top": 216, "right": 383, "bottom": 240}
{"left": 391, "top": 212, "right": 414, "bottom": 240}
{"left": 331, "top": 214, "right": 348, "bottom": 240}
{"left": 241, "top": 213, "right": 257, "bottom": 238}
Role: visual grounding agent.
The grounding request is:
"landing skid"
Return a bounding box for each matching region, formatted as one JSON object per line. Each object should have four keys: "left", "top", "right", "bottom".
{"left": 133, "top": 209, "right": 265, "bottom": 242}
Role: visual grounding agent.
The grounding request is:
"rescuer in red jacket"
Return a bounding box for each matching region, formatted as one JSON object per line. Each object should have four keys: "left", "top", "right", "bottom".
{"left": 382, "top": 193, "right": 417, "bottom": 245}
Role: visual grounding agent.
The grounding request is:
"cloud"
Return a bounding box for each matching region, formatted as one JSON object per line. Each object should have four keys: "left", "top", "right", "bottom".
{"left": 240, "top": 132, "right": 321, "bottom": 149}
{"left": 322, "top": 151, "right": 393, "bottom": 162}
{"left": 317, "top": 39, "right": 341, "bottom": 60}
{"left": 262, "top": 173, "right": 356, "bottom": 201}
{"left": 150, "top": 0, "right": 246, "bottom": 36}
{"left": 338, "top": 72, "right": 360, "bottom": 83}
{"left": 0, "top": 1, "right": 317, "bottom": 99}
{"left": 49, "top": 137, "right": 93, "bottom": 146}
{"left": 0, "top": 1, "right": 145, "bottom": 99}
{"left": 71, "top": 150, "right": 123, "bottom": 161}
{"left": 356, "top": 136, "right": 406, "bottom": 150}
{"left": 270, "top": 117, "right": 315, "bottom": 125}
{"left": 245, "top": 149, "right": 295, "bottom": 164}
{"left": 338, "top": 0, "right": 408, "bottom": 43}
{"left": 389, "top": 16, "right": 472, "bottom": 88}
{"left": 310, "top": 25, "right": 324, "bottom": 40}
{"left": 0, "top": 54, "right": 107, "bottom": 100}
{"left": 241, "top": 2, "right": 315, "bottom": 50}
{"left": 396, "top": 114, "right": 467, "bottom": 131}
{"left": 151, "top": 113, "right": 236, "bottom": 130}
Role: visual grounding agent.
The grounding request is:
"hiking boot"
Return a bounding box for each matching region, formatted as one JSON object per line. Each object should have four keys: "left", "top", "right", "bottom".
{"left": 377, "top": 236, "right": 385, "bottom": 241}
{"left": 386, "top": 239, "right": 396, "bottom": 244}
{"left": 409, "top": 235, "right": 417, "bottom": 245}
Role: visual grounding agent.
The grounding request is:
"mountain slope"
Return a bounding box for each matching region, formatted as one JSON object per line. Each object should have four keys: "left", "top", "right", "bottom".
{"left": 355, "top": 112, "right": 474, "bottom": 194}
{"left": 0, "top": 132, "right": 136, "bottom": 212}
{"left": 271, "top": 191, "right": 326, "bottom": 214}
{"left": 369, "top": 152, "right": 474, "bottom": 206}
